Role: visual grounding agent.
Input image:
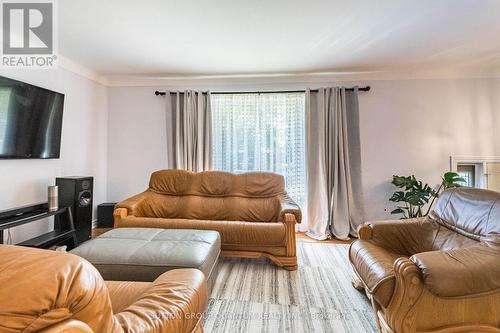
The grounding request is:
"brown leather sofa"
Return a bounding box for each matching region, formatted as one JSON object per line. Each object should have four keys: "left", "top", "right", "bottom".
{"left": 114, "top": 169, "right": 302, "bottom": 270}
{"left": 0, "top": 244, "right": 207, "bottom": 333}
{"left": 349, "top": 188, "right": 500, "bottom": 333}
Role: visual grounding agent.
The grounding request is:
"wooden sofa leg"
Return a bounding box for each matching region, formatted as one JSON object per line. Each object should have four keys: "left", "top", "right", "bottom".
{"left": 282, "top": 256, "right": 298, "bottom": 271}
{"left": 352, "top": 273, "right": 365, "bottom": 291}
{"left": 268, "top": 255, "right": 298, "bottom": 271}
{"left": 283, "top": 264, "right": 298, "bottom": 271}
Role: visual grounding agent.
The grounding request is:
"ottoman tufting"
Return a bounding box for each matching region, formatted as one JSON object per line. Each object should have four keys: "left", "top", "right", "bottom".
{"left": 71, "top": 227, "right": 220, "bottom": 292}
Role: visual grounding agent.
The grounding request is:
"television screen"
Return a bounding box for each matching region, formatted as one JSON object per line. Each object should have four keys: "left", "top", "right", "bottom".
{"left": 0, "top": 76, "right": 64, "bottom": 159}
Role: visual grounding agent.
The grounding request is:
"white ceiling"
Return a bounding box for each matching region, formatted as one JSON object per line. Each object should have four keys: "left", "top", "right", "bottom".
{"left": 59, "top": 0, "right": 500, "bottom": 78}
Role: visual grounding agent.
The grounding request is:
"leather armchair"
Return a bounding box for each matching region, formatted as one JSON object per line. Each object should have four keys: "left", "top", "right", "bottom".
{"left": 0, "top": 245, "right": 207, "bottom": 333}
{"left": 349, "top": 188, "right": 500, "bottom": 333}
{"left": 114, "top": 169, "right": 302, "bottom": 270}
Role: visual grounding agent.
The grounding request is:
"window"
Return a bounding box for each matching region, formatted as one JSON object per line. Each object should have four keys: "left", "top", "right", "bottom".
{"left": 457, "top": 164, "right": 476, "bottom": 187}
{"left": 211, "top": 93, "right": 306, "bottom": 207}
{"left": 453, "top": 156, "right": 500, "bottom": 191}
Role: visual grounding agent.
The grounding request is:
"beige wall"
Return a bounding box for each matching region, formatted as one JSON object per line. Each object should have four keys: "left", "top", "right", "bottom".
{"left": 359, "top": 79, "right": 500, "bottom": 219}
{"left": 107, "top": 78, "right": 500, "bottom": 222}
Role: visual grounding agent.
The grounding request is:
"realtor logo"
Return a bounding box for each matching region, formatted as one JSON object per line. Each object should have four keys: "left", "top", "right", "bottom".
{"left": 1, "top": 0, "right": 57, "bottom": 68}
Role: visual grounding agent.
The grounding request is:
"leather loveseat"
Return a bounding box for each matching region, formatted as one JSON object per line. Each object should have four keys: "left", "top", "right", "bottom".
{"left": 0, "top": 245, "right": 207, "bottom": 333}
{"left": 114, "top": 169, "right": 302, "bottom": 270}
{"left": 349, "top": 188, "right": 500, "bottom": 333}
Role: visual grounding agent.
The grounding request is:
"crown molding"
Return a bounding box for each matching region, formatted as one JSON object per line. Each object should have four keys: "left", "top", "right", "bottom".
{"left": 104, "top": 67, "right": 500, "bottom": 87}
{"left": 104, "top": 71, "right": 375, "bottom": 87}
{"left": 55, "top": 55, "right": 500, "bottom": 87}
{"left": 58, "top": 55, "right": 108, "bottom": 86}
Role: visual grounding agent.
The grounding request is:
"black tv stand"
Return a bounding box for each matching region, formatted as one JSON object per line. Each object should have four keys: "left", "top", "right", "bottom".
{"left": 0, "top": 202, "right": 78, "bottom": 249}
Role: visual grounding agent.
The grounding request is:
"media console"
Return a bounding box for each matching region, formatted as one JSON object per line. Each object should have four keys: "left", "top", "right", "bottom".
{"left": 0, "top": 202, "right": 78, "bottom": 249}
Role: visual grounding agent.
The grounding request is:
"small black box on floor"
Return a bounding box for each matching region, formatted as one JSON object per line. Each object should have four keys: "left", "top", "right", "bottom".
{"left": 97, "top": 203, "right": 117, "bottom": 228}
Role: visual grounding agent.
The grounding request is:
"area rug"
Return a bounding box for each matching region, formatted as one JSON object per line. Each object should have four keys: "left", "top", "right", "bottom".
{"left": 204, "top": 242, "right": 378, "bottom": 333}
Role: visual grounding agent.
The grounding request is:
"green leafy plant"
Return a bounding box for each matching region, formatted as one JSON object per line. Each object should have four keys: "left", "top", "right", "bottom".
{"left": 389, "top": 172, "right": 465, "bottom": 219}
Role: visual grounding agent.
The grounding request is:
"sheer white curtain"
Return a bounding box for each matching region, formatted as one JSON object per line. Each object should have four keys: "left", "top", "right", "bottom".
{"left": 211, "top": 93, "right": 306, "bottom": 208}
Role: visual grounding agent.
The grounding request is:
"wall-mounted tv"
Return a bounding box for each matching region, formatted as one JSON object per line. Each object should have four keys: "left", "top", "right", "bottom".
{"left": 0, "top": 76, "right": 64, "bottom": 159}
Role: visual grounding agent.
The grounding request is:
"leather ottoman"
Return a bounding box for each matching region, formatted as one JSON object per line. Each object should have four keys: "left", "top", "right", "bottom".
{"left": 71, "top": 227, "right": 220, "bottom": 292}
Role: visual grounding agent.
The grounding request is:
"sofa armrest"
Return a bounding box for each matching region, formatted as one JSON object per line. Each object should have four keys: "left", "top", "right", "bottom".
{"left": 115, "top": 191, "right": 151, "bottom": 216}
{"left": 410, "top": 243, "right": 500, "bottom": 297}
{"left": 0, "top": 245, "right": 117, "bottom": 333}
{"left": 114, "top": 191, "right": 151, "bottom": 227}
{"left": 114, "top": 269, "right": 207, "bottom": 333}
{"left": 278, "top": 195, "right": 302, "bottom": 224}
{"left": 277, "top": 195, "right": 300, "bottom": 261}
{"left": 357, "top": 218, "right": 435, "bottom": 255}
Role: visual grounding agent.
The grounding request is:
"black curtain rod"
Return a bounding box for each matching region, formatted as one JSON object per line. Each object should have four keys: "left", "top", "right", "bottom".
{"left": 154, "top": 86, "right": 370, "bottom": 96}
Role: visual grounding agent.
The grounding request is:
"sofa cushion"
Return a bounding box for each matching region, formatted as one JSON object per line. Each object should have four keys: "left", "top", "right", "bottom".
{"left": 71, "top": 228, "right": 220, "bottom": 283}
{"left": 349, "top": 240, "right": 407, "bottom": 307}
{"left": 430, "top": 188, "right": 500, "bottom": 241}
{"left": 410, "top": 243, "right": 500, "bottom": 297}
{"left": 139, "top": 192, "right": 282, "bottom": 222}
{"left": 114, "top": 217, "right": 287, "bottom": 247}
{"left": 149, "top": 169, "right": 285, "bottom": 198}
{"left": 431, "top": 223, "right": 478, "bottom": 251}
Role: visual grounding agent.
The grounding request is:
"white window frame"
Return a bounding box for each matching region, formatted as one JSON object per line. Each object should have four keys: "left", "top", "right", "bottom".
{"left": 450, "top": 155, "right": 500, "bottom": 189}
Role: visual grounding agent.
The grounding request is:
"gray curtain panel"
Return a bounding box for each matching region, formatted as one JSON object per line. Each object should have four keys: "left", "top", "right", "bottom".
{"left": 166, "top": 90, "right": 212, "bottom": 172}
{"left": 305, "top": 87, "right": 364, "bottom": 240}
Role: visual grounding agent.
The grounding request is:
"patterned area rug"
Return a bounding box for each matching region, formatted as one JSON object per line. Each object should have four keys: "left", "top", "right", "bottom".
{"left": 204, "top": 242, "right": 378, "bottom": 333}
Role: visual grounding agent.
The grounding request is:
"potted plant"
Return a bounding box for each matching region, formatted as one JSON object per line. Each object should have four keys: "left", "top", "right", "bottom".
{"left": 389, "top": 172, "right": 465, "bottom": 219}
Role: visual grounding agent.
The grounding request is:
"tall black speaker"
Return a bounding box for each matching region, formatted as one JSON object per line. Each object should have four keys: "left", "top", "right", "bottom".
{"left": 55, "top": 177, "right": 93, "bottom": 244}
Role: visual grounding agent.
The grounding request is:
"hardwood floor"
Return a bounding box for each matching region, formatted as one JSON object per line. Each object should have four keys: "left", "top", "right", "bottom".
{"left": 92, "top": 227, "right": 111, "bottom": 238}
{"left": 296, "top": 231, "right": 353, "bottom": 244}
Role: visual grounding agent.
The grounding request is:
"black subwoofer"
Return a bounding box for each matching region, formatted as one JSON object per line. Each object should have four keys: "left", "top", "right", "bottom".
{"left": 55, "top": 177, "right": 93, "bottom": 244}
{"left": 97, "top": 203, "right": 117, "bottom": 228}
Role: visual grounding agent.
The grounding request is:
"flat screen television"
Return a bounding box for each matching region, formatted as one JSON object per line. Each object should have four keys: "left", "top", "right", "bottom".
{"left": 0, "top": 76, "right": 64, "bottom": 159}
